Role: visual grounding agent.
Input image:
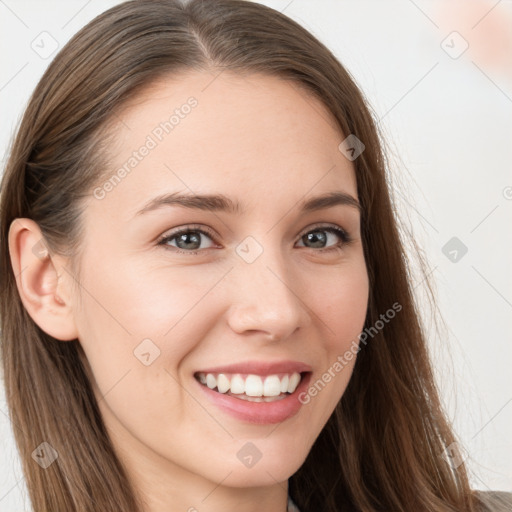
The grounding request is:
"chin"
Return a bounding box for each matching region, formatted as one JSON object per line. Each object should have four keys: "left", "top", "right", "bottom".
{"left": 221, "top": 443, "right": 309, "bottom": 488}
{"left": 220, "top": 460, "right": 304, "bottom": 488}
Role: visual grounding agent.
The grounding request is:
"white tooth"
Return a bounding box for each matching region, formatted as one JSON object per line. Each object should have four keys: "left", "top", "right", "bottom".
{"left": 206, "top": 373, "right": 217, "bottom": 389}
{"left": 280, "top": 374, "right": 289, "bottom": 393}
{"left": 198, "top": 373, "right": 207, "bottom": 384}
{"left": 287, "top": 372, "right": 301, "bottom": 393}
{"left": 263, "top": 375, "right": 282, "bottom": 397}
{"left": 230, "top": 374, "right": 245, "bottom": 394}
{"left": 245, "top": 375, "right": 263, "bottom": 396}
{"left": 217, "top": 373, "right": 230, "bottom": 393}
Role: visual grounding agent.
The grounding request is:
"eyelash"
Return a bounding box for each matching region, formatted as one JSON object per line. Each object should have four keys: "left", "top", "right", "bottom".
{"left": 157, "top": 223, "right": 352, "bottom": 256}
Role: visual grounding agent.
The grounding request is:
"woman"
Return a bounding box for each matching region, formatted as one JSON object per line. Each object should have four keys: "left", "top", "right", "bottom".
{"left": 0, "top": 1, "right": 509, "bottom": 511}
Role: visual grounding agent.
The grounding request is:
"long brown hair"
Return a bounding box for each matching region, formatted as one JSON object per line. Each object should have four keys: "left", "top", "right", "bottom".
{"left": 0, "top": 1, "right": 487, "bottom": 510}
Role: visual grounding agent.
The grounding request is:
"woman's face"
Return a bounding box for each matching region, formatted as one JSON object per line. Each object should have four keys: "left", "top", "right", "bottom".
{"left": 71, "top": 71, "right": 368, "bottom": 496}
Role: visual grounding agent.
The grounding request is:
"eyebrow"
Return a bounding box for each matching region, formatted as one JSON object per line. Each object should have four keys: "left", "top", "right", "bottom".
{"left": 134, "top": 190, "right": 361, "bottom": 217}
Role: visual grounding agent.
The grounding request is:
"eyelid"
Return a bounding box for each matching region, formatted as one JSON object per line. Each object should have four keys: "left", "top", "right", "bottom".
{"left": 299, "top": 221, "right": 349, "bottom": 238}
{"left": 157, "top": 224, "right": 218, "bottom": 246}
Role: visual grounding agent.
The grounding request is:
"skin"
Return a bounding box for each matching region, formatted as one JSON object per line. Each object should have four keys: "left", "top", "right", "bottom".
{"left": 9, "top": 71, "right": 369, "bottom": 512}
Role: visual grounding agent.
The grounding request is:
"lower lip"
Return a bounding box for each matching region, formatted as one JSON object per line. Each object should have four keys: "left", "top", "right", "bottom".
{"left": 196, "top": 373, "right": 312, "bottom": 425}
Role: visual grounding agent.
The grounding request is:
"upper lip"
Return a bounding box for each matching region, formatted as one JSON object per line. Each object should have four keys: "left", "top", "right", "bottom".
{"left": 195, "top": 360, "right": 312, "bottom": 376}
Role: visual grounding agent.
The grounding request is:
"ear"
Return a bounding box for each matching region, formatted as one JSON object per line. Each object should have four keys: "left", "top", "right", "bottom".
{"left": 8, "top": 218, "right": 79, "bottom": 341}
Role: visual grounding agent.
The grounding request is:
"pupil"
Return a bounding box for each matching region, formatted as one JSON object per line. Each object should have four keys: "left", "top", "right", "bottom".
{"left": 305, "top": 231, "right": 326, "bottom": 248}
{"left": 178, "top": 232, "right": 200, "bottom": 250}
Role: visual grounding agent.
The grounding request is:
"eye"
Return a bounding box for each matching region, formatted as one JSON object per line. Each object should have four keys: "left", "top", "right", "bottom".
{"left": 157, "top": 225, "right": 217, "bottom": 254}
{"left": 157, "top": 223, "right": 352, "bottom": 255}
{"left": 296, "top": 224, "right": 351, "bottom": 252}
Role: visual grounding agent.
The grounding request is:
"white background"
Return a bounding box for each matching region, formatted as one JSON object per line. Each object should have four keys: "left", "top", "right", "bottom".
{"left": 1, "top": 1, "right": 511, "bottom": 509}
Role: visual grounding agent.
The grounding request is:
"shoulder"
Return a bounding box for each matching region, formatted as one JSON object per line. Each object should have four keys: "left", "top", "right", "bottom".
{"left": 474, "top": 490, "right": 512, "bottom": 511}
{"left": 287, "top": 495, "right": 301, "bottom": 512}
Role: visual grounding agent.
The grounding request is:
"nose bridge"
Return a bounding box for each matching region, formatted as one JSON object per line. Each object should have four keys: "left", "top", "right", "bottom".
{"left": 226, "top": 237, "right": 309, "bottom": 339}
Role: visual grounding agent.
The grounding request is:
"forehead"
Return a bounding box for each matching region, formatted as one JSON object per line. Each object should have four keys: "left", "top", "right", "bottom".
{"left": 93, "top": 70, "right": 358, "bottom": 218}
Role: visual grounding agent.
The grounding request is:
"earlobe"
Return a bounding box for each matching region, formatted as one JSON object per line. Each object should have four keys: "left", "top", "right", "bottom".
{"left": 8, "top": 218, "right": 79, "bottom": 341}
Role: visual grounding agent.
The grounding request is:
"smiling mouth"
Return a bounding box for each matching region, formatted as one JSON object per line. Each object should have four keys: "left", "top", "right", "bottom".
{"left": 194, "top": 371, "right": 306, "bottom": 403}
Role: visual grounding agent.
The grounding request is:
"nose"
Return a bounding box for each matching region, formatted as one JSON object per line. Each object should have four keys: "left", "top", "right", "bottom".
{"left": 225, "top": 247, "right": 312, "bottom": 342}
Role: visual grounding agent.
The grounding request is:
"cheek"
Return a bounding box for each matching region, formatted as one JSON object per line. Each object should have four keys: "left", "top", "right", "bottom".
{"left": 71, "top": 258, "right": 220, "bottom": 425}
{"left": 72, "top": 264, "right": 206, "bottom": 453}
{"left": 298, "top": 258, "right": 369, "bottom": 421}
{"left": 74, "top": 254, "right": 226, "bottom": 359}
{"left": 314, "top": 258, "right": 369, "bottom": 351}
